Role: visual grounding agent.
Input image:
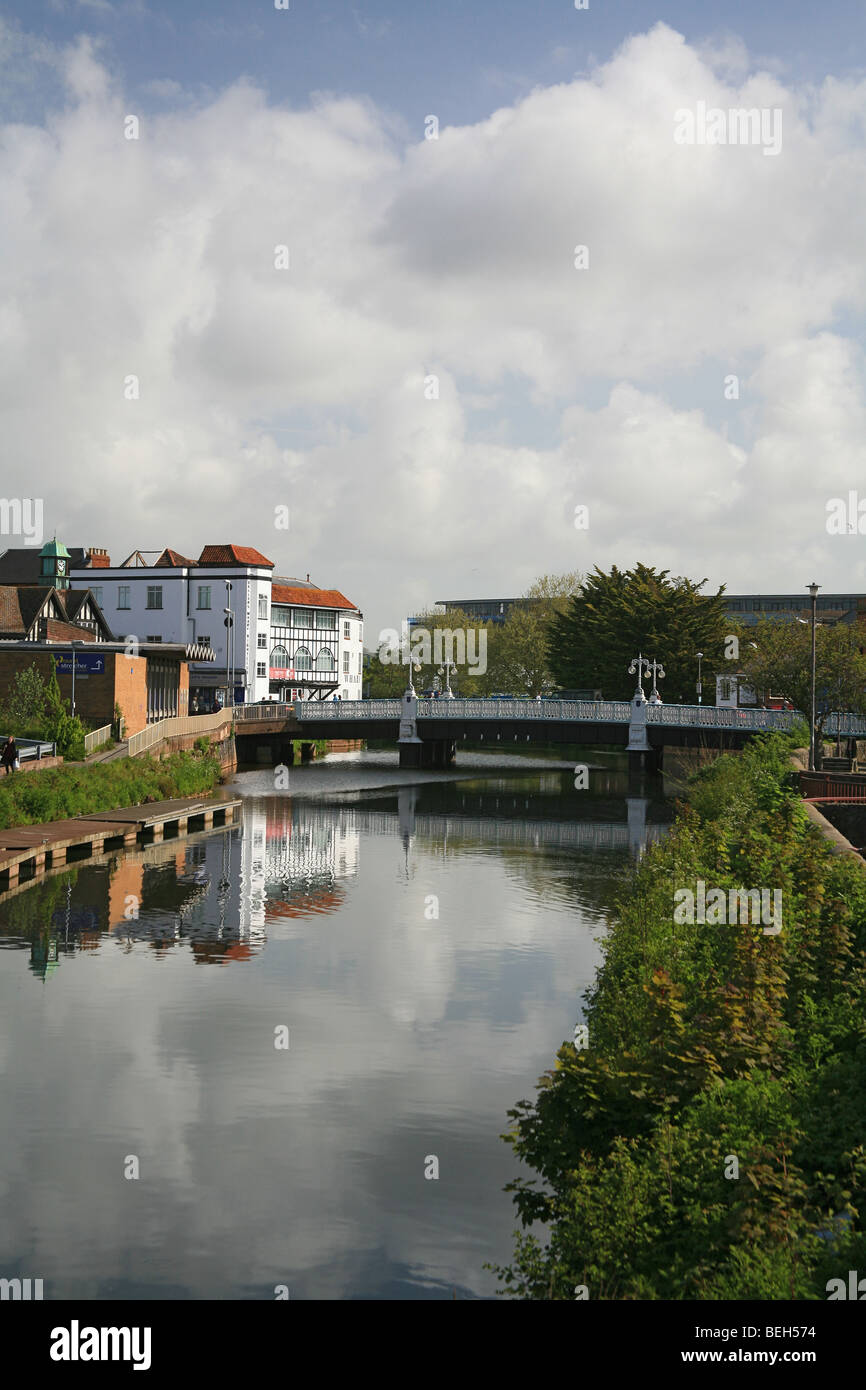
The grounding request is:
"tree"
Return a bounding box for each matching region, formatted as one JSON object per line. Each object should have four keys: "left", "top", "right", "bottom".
{"left": 44, "top": 657, "right": 86, "bottom": 759}
{"left": 547, "top": 563, "right": 728, "bottom": 701}
{"left": 0, "top": 664, "right": 47, "bottom": 729}
{"left": 737, "top": 619, "right": 866, "bottom": 743}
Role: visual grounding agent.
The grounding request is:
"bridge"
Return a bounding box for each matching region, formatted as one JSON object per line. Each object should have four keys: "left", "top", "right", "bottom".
{"left": 233, "top": 693, "right": 803, "bottom": 772}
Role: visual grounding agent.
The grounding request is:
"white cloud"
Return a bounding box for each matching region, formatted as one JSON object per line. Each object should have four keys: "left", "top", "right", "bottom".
{"left": 3, "top": 21, "right": 866, "bottom": 632}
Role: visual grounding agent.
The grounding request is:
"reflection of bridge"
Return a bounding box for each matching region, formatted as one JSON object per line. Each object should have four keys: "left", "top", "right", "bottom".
{"left": 236, "top": 695, "right": 798, "bottom": 770}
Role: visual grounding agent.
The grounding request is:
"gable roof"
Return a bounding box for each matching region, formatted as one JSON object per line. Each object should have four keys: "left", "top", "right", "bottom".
{"left": 155, "top": 548, "right": 195, "bottom": 568}
{"left": 0, "top": 586, "right": 59, "bottom": 636}
{"left": 198, "top": 545, "right": 274, "bottom": 568}
{"left": 271, "top": 585, "right": 358, "bottom": 611}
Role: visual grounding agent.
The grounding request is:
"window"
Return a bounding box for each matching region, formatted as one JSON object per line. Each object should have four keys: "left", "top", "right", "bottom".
{"left": 719, "top": 678, "right": 732, "bottom": 702}
{"left": 257, "top": 632, "right": 267, "bottom": 649}
{"left": 270, "top": 646, "right": 288, "bottom": 668}
{"left": 197, "top": 586, "right": 211, "bottom": 610}
{"left": 294, "top": 609, "right": 314, "bottom": 629}
{"left": 358, "top": 652, "right": 363, "bottom": 674}
{"left": 256, "top": 662, "right": 267, "bottom": 678}
{"left": 91, "top": 587, "right": 103, "bottom": 606}
{"left": 118, "top": 585, "right": 131, "bottom": 609}
{"left": 343, "top": 621, "right": 351, "bottom": 639}
{"left": 316, "top": 648, "right": 335, "bottom": 671}
{"left": 199, "top": 636, "right": 211, "bottom": 648}
{"left": 316, "top": 610, "right": 335, "bottom": 630}
{"left": 146, "top": 585, "right": 163, "bottom": 610}
{"left": 258, "top": 595, "right": 268, "bottom": 620}
{"left": 272, "top": 605, "right": 291, "bottom": 627}
{"left": 294, "top": 647, "right": 312, "bottom": 671}
{"left": 146, "top": 635, "right": 162, "bottom": 644}
{"left": 343, "top": 651, "right": 350, "bottom": 673}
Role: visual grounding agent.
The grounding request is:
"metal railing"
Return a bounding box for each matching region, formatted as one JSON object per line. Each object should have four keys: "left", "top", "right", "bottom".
{"left": 127, "top": 708, "right": 235, "bottom": 757}
{"left": 233, "top": 702, "right": 294, "bottom": 722}
{"left": 295, "top": 699, "right": 401, "bottom": 720}
{"left": 645, "top": 704, "right": 797, "bottom": 731}
{"left": 3, "top": 737, "right": 57, "bottom": 762}
{"left": 83, "top": 724, "right": 113, "bottom": 755}
{"left": 824, "top": 713, "right": 866, "bottom": 737}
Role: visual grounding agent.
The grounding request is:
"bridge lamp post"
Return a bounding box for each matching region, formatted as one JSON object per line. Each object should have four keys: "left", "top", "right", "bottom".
{"left": 696, "top": 651, "right": 703, "bottom": 704}
{"left": 438, "top": 660, "right": 456, "bottom": 698}
{"left": 648, "top": 658, "right": 665, "bottom": 704}
{"left": 807, "top": 583, "right": 820, "bottom": 770}
{"left": 628, "top": 653, "right": 651, "bottom": 699}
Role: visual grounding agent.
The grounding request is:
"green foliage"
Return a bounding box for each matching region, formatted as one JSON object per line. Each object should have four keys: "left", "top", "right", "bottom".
{"left": 0, "top": 664, "right": 47, "bottom": 728}
{"left": 547, "top": 563, "right": 728, "bottom": 700}
{"left": 494, "top": 734, "right": 866, "bottom": 1298}
{"left": 738, "top": 618, "right": 866, "bottom": 737}
{"left": 0, "top": 747, "right": 222, "bottom": 830}
{"left": 42, "top": 656, "right": 87, "bottom": 759}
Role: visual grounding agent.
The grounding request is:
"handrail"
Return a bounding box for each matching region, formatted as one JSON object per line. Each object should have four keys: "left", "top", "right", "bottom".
{"left": 84, "top": 724, "right": 113, "bottom": 755}
{"left": 127, "top": 708, "right": 235, "bottom": 757}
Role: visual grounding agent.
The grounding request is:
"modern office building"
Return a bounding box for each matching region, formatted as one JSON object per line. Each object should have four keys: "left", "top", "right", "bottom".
{"left": 722, "top": 593, "right": 866, "bottom": 627}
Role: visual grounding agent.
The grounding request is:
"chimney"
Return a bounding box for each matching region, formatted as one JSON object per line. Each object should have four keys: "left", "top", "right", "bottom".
{"left": 88, "top": 548, "right": 111, "bottom": 568}
{"left": 306, "top": 573, "right": 310, "bottom": 582}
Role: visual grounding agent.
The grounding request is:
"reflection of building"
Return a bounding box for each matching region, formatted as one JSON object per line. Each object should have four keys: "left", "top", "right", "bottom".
{"left": 238, "top": 802, "right": 359, "bottom": 935}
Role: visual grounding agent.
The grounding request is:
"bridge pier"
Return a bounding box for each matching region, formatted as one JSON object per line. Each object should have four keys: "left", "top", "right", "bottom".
{"left": 398, "top": 739, "right": 455, "bottom": 769}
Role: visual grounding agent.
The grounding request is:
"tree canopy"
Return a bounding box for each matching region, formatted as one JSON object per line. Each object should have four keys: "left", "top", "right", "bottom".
{"left": 547, "top": 563, "right": 729, "bottom": 701}
{"left": 737, "top": 618, "right": 866, "bottom": 736}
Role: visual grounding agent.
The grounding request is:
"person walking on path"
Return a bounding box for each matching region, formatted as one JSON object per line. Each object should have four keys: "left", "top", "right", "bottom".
{"left": 1, "top": 736, "right": 18, "bottom": 774}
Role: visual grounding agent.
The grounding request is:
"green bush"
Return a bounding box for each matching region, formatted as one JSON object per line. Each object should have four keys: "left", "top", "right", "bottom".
{"left": 494, "top": 733, "right": 866, "bottom": 1299}
{"left": 0, "top": 747, "right": 222, "bottom": 830}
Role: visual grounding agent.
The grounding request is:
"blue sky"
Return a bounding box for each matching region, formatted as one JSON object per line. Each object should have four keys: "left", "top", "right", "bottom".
{"left": 10, "top": 1, "right": 866, "bottom": 128}
{"left": 3, "top": 1, "right": 866, "bottom": 634}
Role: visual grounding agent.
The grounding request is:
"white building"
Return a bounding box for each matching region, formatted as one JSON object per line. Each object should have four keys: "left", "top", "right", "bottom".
{"left": 268, "top": 579, "right": 364, "bottom": 701}
{"left": 69, "top": 545, "right": 275, "bottom": 709}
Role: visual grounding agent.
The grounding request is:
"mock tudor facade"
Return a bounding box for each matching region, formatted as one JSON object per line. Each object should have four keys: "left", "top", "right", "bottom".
{"left": 268, "top": 580, "right": 364, "bottom": 701}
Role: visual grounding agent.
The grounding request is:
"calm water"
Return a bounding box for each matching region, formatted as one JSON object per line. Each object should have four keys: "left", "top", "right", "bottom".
{"left": 0, "top": 749, "right": 672, "bottom": 1300}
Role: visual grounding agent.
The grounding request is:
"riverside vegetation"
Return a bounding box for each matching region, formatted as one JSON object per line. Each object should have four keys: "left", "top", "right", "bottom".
{"left": 0, "top": 745, "right": 222, "bottom": 831}
{"left": 495, "top": 732, "right": 866, "bottom": 1299}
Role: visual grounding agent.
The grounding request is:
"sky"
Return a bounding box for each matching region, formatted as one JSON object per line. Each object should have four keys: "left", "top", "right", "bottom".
{"left": 3, "top": 1, "right": 866, "bottom": 639}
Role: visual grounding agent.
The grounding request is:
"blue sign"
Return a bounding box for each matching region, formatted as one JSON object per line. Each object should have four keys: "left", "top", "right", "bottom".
{"left": 55, "top": 652, "right": 105, "bottom": 675}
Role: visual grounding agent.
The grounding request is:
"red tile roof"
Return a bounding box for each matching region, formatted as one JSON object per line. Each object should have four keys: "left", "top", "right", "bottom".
{"left": 155, "top": 548, "right": 195, "bottom": 568}
{"left": 197, "top": 545, "right": 274, "bottom": 568}
{"left": 271, "top": 585, "right": 358, "bottom": 610}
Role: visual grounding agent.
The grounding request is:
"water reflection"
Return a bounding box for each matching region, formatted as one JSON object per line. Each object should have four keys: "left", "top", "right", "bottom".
{"left": 0, "top": 751, "right": 672, "bottom": 1299}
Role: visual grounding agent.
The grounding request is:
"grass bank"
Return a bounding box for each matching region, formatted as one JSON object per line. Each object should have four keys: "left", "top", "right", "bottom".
{"left": 0, "top": 747, "right": 223, "bottom": 830}
{"left": 495, "top": 733, "right": 866, "bottom": 1299}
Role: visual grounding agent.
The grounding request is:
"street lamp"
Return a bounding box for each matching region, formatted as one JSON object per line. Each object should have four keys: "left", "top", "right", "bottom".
{"left": 647, "top": 657, "right": 666, "bottom": 704}
{"left": 696, "top": 651, "right": 703, "bottom": 705}
{"left": 628, "top": 652, "right": 651, "bottom": 698}
{"left": 438, "top": 659, "right": 456, "bottom": 698}
{"left": 70, "top": 642, "right": 77, "bottom": 720}
{"left": 808, "top": 582, "right": 820, "bottom": 771}
{"left": 224, "top": 580, "right": 233, "bottom": 709}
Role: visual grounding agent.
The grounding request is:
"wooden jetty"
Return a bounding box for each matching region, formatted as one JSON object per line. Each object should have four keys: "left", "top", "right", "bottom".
{"left": 0, "top": 794, "right": 241, "bottom": 886}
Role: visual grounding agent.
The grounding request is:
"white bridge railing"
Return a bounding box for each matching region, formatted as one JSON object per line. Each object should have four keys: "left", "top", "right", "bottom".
{"left": 293, "top": 698, "right": 797, "bottom": 730}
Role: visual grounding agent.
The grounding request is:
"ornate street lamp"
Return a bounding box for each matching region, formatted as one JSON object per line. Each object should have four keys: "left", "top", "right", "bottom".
{"left": 696, "top": 651, "right": 703, "bottom": 705}
{"left": 628, "top": 653, "right": 651, "bottom": 698}
{"left": 647, "top": 657, "right": 666, "bottom": 704}
{"left": 438, "top": 659, "right": 456, "bottom": 698}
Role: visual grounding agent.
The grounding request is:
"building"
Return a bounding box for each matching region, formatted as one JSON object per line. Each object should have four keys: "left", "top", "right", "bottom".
{"left": 0, "top": 585, "right": 113, "bottom": 643}
{"left": 415, "top": 597, "right": 543, "bottom": 626}
{"left": 0, "top": 640, "right": 214, "bottom": 734}
{"left": 723, "top": 593, "right": 866, "bottom": 627}
{"left": 69, "top": 545, "right": 276, "bottom": 710}
{"left": 269, "top": 579, "right": 364, "bottom": 701}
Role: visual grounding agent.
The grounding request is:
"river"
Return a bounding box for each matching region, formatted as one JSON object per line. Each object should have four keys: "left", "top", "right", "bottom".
{"left": 0, "top": 748, "right": 673, "bottom": 1299}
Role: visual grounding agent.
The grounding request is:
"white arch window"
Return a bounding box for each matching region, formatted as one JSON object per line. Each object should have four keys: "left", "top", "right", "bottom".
{"left": 294, "top": 647, "right": 312, "bottom": 671}
{"left": 315, "top": 648, "right": 335, "bottom": 671}
{"left": 270, "top": 645, "right": 288, "bottom": 667}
